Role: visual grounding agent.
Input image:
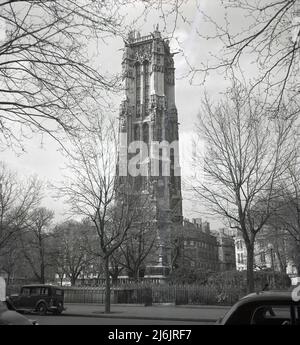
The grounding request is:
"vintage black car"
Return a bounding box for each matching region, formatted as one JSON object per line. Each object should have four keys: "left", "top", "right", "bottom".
{"left": 9, "top": 284, "right": 65, "bottom": 315}
{"left": 217, "top": 291, "right": 300, "bottom": 325}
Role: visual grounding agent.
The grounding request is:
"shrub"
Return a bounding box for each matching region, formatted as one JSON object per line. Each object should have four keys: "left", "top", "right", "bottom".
{"left": 207, "top": 270, "right": 291, "bottom": 294}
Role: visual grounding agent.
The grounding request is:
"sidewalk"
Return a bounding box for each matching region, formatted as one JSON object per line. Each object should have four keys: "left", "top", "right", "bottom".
{"left": 63, "top": 303, "right": 231, "bottom": 322}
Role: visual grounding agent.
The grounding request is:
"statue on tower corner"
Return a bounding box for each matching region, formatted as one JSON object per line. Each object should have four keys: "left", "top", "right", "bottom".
{"left": 127, "top": 30, "right": 135, "bottom": 43}
{"left": 153, "top": 24, "right": 161, "bottom": 39}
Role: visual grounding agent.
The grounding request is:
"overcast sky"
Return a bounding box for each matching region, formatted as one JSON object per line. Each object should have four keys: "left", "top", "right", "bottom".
{"left": 0, "top": 0, "right": 256, "bottom": 229}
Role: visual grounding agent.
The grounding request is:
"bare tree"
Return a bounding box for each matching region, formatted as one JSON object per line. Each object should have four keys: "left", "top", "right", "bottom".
{"left": 267, "top": 227, "right": 289, "bottom": 273}
{"left": 191, "top": 81, "right": 295, "bottom": 292}
{"left": 118, "top": 216, "right": 158, "bottom": 282}
{"left": 2, "top": 0, "right": 298, "bottom": 149}
{"left": 0, "top": 161, "right": 42, "bottom": 255}
{"left": 0, "top": 239, "right": 24, "bottom": 284}
{"left": 180, "top": 0, "right": 300, "bottom": 112}
{"left": 109, "top": 248, "right": 124, "bottom": 285}
{"left": 133, "top": 1, "right": 300, "bottom": 112}
{"left": 21, "top": 207, "right": 55, "bottom": 284}
{"left": 57, "top": 118, "right": 143, "bottom": 312}
{"left": 269, "top": 154, "right": 300, "bottom": 273}
{"left": 0, "top": 0, "right": 131, "bottom": 151}
{"left": 53, "top": 219, "right": 94, "bottom": 286}
{"left": 51, "top": 245, "right": 66, "bottom": 287}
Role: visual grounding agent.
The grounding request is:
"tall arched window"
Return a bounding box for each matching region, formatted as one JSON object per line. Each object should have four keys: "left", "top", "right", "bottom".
{"left": 142, "top": 122, "right": 149, "bottom": 144}
{"left": 143, "top": 61, "right": 150, "bottom": 116}
{"left": 134, "top": 124, "right": 140, "bottom": 141}
{"left": 157, "top": 120, "right": 162, "bottom": 141}
{"left": 135, "top": 63, "right": 141, "bottom": 117}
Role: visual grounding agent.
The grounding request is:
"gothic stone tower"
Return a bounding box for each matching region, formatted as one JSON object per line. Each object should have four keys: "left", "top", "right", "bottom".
{"left": 118, "top": 27, "right": 183, "bottom": 277}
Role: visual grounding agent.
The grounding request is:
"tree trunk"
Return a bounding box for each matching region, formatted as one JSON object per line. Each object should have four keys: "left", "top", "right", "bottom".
{"left": 40, "top": 263, "right": 45, "bottom": 284}
{"left": 71, "top": 276, "right": 77, "bottom": 286}
{"left": 297, "top": 264, "right": 300, "bottom": 277}
{"left": 135, "top": 267, "right": 141, "bottom": 282}
{"left": 40, "top": 238, "right": 45, "bottom": 284}
{"left": 246, "top": 245, "right": 255, "bottom": 293}
{"left": 276, "top": 249, "right": 286, "bottom": 273}
{"left": 111, "top": 271, "right": 119, "bottom": 286}
{"left": 104, "top": 256, "right": 111, "bottom": 313}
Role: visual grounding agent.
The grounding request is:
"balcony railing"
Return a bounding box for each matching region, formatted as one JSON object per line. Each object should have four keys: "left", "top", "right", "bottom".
{"left": 131, "top": 34, "right": 153, "bottom": 44}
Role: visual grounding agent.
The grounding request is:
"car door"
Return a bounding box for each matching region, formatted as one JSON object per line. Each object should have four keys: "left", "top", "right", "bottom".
{"left": 250, "top": 303, "right": 294, "bottom": 325}
{"left": 293, "top": 304, "right": 300, "bottom": 325}
{"left": 54, "top": 288, "right": 64, "bottom": 307}
{"left": 29, "top": 287, "right": 41, "bottom": 310}
{"left": 17, "top": 287, "right": 31, "bottom": 310}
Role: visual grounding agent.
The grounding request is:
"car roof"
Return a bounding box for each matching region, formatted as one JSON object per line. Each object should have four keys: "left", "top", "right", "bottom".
{"left": 21, "top": 284, "right": 63, "bottom": 289}
{"left": 240, "top": 290, "right": 297, "bottom": 303}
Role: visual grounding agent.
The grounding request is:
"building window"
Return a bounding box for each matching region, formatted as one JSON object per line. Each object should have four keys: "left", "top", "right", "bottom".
{"left": 135, "top": 63, "right": 141, "bottom": 117}
{"left": 241, "top": 253, "right": 244, "bottom": 264}
{"left": 142, "top": 122, "right": 149, "bottom": 144}
{"left": 159, "top": 148, "right": 163, "bottom": 176}
{"left": 157, "top": 118, "right": 163, "bottom": 141}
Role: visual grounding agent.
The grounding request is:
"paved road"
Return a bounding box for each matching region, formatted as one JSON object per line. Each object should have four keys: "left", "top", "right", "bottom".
{"left": 19, "top": 304, "right": 229, "bottom": 325}
{"left": 33, "top": 315, "right": 212, "bottom": 325}
{"left": 63, "top": 303, "right": 229, "bottom": 322}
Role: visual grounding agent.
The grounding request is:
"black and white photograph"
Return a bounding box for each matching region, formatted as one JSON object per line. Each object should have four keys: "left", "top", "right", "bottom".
{"left": 0, "top": 0, "right": 300, "bottom": 336}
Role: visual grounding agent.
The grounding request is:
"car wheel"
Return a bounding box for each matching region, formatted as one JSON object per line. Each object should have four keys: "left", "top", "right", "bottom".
{"left": 37, "top": 302, "right": 47, "bottom": 315}
{"left": 53, "top": 302, "right": 63, "bottom": 315}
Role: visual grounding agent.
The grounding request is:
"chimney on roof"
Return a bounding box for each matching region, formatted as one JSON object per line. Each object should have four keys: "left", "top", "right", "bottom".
{"left": 203, "top": 221, "right": 210, "bottom": 234}
{"left": 192, "top": 218, "right": 202, "bottom": 230}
